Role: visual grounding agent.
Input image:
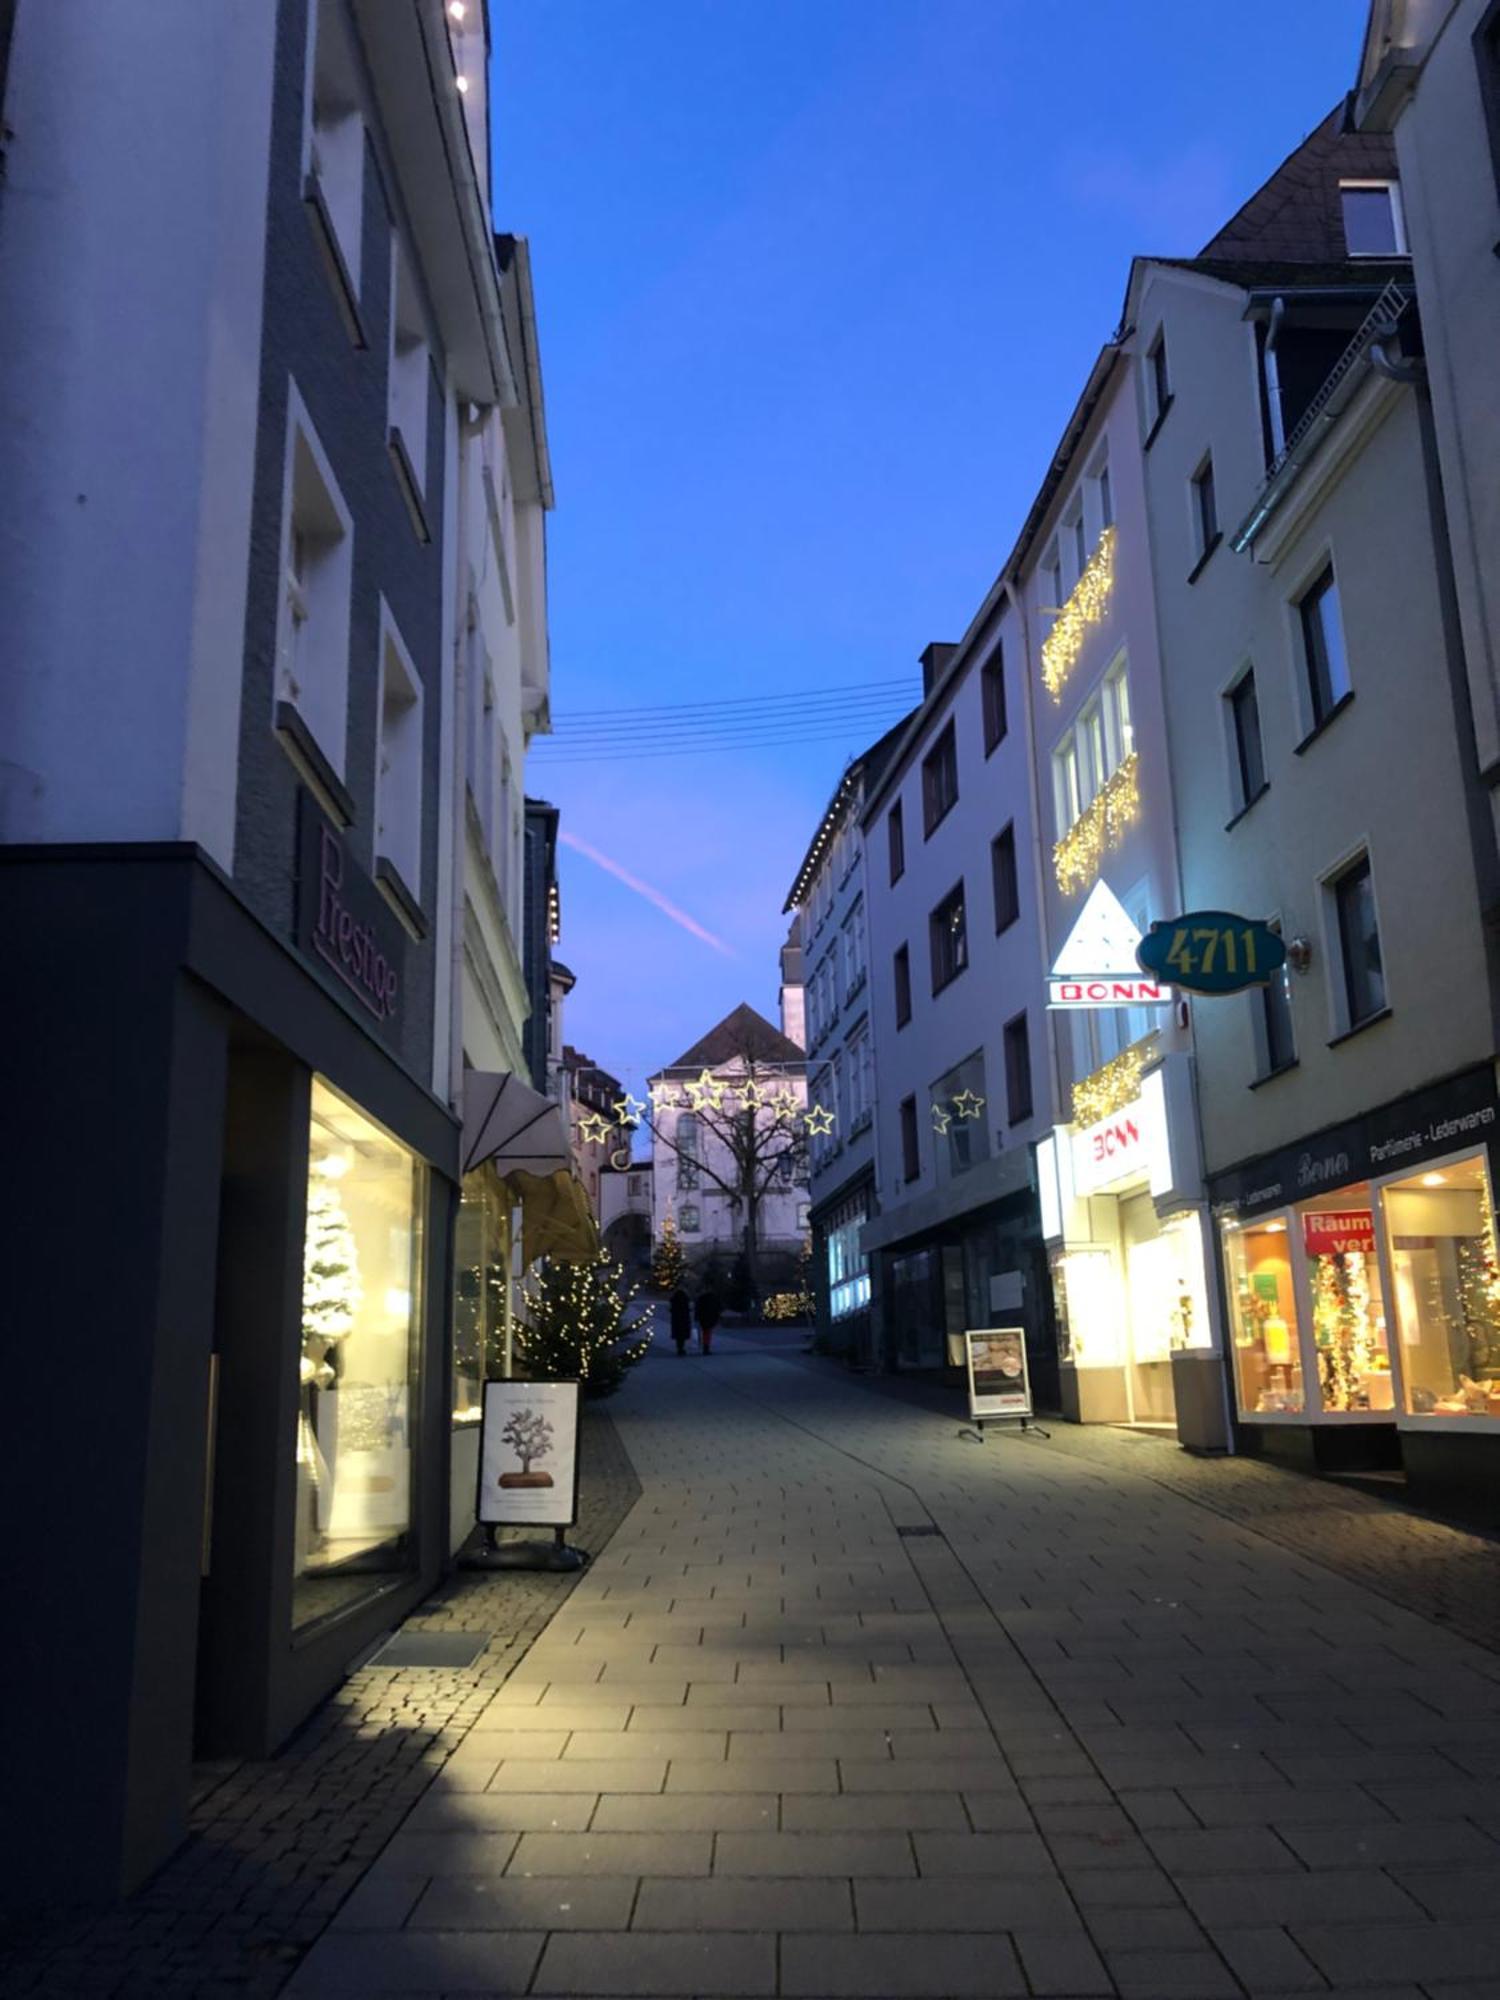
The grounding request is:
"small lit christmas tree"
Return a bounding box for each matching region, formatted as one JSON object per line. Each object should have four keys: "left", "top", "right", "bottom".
{"left": 302, "top": 1171, "right": 362, "bottom": 1381}
{"left": 651, "top": 1210, "right": 686, "bottom": 1292}
{"left": 516, "top": 1250, "right": 652, "bottom": 1398}
{"left": 1457, "top": 1184, "right": 1500, "bottom": 1380}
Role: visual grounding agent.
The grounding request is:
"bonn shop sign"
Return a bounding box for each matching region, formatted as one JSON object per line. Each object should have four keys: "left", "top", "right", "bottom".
{"left": 296, "top": 793, "right": 403, "bottom": 1040}
{"left": 1049, "top": 880, "right": 1173, "bottom": 1011}
{"left": 1136, "top": 911, "right": 1286, "bottom": 996}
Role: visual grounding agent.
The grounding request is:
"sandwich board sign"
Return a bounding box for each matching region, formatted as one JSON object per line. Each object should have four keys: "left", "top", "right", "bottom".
{"left": 478, "top": 1378, "right": 581, "bottom": 1528}
{"left": 1048, "top": 880, "right": 1171, "bottom": 1010}
{"left": 964, "top": 1327, "right": 1032, "bottom": 1426}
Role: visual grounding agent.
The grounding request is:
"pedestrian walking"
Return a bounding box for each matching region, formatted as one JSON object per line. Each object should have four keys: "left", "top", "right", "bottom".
{"left": 695, "top": 1285, "right": 722, "bottom": 1356}
{"left": 669, "top": 1285, "right": 692, "bottom": 1357}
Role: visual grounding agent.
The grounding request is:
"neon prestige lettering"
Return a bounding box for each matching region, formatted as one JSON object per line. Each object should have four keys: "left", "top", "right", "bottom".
{"left": 314, "top": 829, "right": 399, "bottom": 1023}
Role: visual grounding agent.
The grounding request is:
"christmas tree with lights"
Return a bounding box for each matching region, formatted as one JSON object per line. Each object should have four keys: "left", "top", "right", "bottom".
{"left": 302, "top": 1171, "right": 362, "bottom": 1383}
{"left": 516, "top": 1250, "right": 652, "bottom": 1398}
{"left": 1457, "top": 1184, "right": 1500, "bottom": 1381}
{"left": 651, "top": 1210, "right": 686, "bottom": 1293}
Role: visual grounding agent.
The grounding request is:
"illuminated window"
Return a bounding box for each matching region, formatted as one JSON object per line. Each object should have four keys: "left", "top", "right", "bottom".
{"left": 928, "top": 881, "right": 968, "bottom": 993}
{"left": 1221, "top": 1213, "right": 1304, "bottom": 1415}
{"left": 1297, "top": 1182, "right": 1394, "bottom": 1412}
{"left": 1382, "top": 1152, "right": 1500, "bottom": 1417}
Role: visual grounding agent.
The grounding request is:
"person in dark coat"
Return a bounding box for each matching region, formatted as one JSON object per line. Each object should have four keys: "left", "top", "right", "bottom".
{"left": 669, "top": 1286, "right": 692, "bottom": 1357}
{"left": 695, "top": 1286, "right": 722, "bottom": 1355}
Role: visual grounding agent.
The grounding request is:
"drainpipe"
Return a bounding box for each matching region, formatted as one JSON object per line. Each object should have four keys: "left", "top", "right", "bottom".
{"left": 1264, "top": 297, "right": 1287, "bottom": 458}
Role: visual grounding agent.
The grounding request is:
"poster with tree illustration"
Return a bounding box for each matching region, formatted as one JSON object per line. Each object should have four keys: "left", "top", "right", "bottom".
{"left": 478, "top": 1378, "right": 580, "bottom": 1527}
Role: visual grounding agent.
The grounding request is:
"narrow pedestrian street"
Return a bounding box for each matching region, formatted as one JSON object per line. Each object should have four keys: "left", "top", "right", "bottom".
{"left": 272, "top": 1327, "right": 1500, "bottom": 2000}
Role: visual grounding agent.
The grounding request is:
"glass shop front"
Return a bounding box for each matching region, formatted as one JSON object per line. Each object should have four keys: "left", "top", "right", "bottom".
{"left": 1212, "top": 1064, "right": 1500, "bottom": 1495}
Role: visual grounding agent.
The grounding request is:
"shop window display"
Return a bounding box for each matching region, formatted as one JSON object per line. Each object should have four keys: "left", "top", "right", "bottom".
{"left": 1223, "top": 1214, "right": 1303, "bottom": 1413}
{"left": 1382, "top": 1153, "right": 1500, "bottom": 1418}
{"left": 1296, "top": 1184, "right": 1393, "bottom": 1412}
{"left": 295, "top": 1078, "right": 424, "bottom": 1626}
{"left": 454, "top": 1167, "right": 508, "bottom": 1424}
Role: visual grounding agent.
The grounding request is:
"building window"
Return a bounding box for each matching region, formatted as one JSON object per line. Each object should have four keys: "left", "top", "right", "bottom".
{"left": 1257, "top": 923, "right": 1297, "bottom": 1077}
{"left": 1068, "top": 508, "right": 1087, "bottom": 581}
{"left": 899, "top": 1095, "right": 920, "bottom": 1183}
{"left": 1333, "top": 853, "right": 1387, "bottom": 1028}
{"left": 1340, "top": 180, "right": 1406, "bottom": 257}
{"left": 1226, "top": 670, "right": 1266, "bottom": 811}
{"left": 1382, "top": 1151, "right": 1500, "bottom": 1417}
{"left": 388, "top": 237, "right": 430, "bottom": 503}
{"left": 981, "top": 648, "right": 1007, "bottom": 754}
{"left": 888, "top": 800, "right": 905, "bottom": 884}
{"left": 893, "top": 944, "right": 912, "bottom": 1029}
{"left": 1146, "top": 331, "right": 1171, "bottom": 432}
{"left": 1003, "top": 1011, "right": 1032, "bottom": 1123}
{"left": 1221, "top": 1213, "right": 1304, "bottom": 1415}
{"left": 1096, "top": 458, "right": 1113, "bottom": 532}
{"left": 675, "top": 1111, "right": 700, "bottom": 1190}
{"left": 929, "top": 881, "right": 968, "bottom": 994}
{"left": 991, "top": 822, "right": 1019, "bottom": 933}
{"left": 680, "top": 1204, "right": 700, "bottom": 1234}
{"left": 296, "top": 1076, "right": 422, "bottom": 1627}
{"left": 1298, "top": 564, "right": 1351, "bottom": 729}
{"left": 277, "top": 392, "right": 353, "bottom": 790}
{"left": 1191, "top": 454, "right": 1218, "bottom": 562}
{"left": 825, "top": 1188, "right": 872, "bottom": 1318}
{"left": 845, "top": 1021, "right": 872, "bottom": 1129}
{"left": 931, "top": 1051, "right": 989, "bottom": 1181}
{"left": 922, "top": 722, "right": 959, "bottom": 836}
{"left": 375, "top": 610, "right": 424, "bottom": 902}
{"left": 1045, "top": 546, "right": 1064, "bottom": 614}
{"left": 1053, "top": 657, "right": 1133, "bottom": 834}
{"left": 304, "top": 0, "right": 365, "bottom": 327}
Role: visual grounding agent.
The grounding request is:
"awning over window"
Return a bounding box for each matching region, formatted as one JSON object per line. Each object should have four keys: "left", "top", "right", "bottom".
{"left": 510, "top": 1167, "right": 599, "bottom": 1267}
{"left": 462, "top": 1070, "right": 570, "bottom": 1180}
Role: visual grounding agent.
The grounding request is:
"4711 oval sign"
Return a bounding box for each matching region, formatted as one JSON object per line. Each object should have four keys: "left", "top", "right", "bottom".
{"left": 1136, "top": 912, "right": 1286, "bottom": 995}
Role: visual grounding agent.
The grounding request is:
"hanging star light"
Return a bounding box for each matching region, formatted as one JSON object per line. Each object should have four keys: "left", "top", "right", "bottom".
{"left": 577, "top": 1110, "right": 612, "bottom": 1145}
{"left": 648, "top": 1081, "right": 679, "bottom": 1114}
{"left": 771, "top": 1094, "right": 798, "bottom": 1126}
{"left": 804, "top": 1103, "right": 836, "bottom": 1137}
{"left": 951, "top": 1090, "right": 985, "bottom": 1122}
{"left": 931, "top": 1104, "right": 953, "bottom": 1135}
{"left": 685, "top": 1068, "right": 726, "bottom": 1111}
{"left": 739, "top": 1078, "right": 766, "bottom": 1110}
{"left": 612, "top": 1093, "right": 646, "bottom": 1127}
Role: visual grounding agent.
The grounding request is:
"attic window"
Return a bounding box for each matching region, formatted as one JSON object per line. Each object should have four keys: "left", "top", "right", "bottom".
{"left": 1340, "top": 181, "right": 1406, "bottom": 257}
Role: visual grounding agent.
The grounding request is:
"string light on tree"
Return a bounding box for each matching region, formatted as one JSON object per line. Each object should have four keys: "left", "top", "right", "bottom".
{"left": 651, "top": 1208, "right": 686, "bottom": 1291}
{"left": 516, "top": 1249, "right": 651, "bottom": 1398}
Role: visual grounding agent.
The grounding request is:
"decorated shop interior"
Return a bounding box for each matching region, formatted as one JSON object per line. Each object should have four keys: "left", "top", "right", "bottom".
{"left": 1212, "top": 1063, "right": 1500, "bottom": 1521}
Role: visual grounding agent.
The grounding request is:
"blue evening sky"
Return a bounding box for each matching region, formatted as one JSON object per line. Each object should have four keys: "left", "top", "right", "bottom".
{"left": 491, "top": 0, "right": 1367, "bottom": 1098}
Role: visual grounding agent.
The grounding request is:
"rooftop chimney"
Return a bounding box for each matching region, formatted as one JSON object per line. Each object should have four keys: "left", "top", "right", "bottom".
{"left": 920, "top": 642, "right": 959, "bottom": 698}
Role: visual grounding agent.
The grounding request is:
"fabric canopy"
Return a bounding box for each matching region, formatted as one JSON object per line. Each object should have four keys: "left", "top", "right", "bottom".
{"left": 510, "top": 1167, "right": 599, "bottom": 1267}
{"left": 462, "top": 1070, "right": 570, "bottom": 1179}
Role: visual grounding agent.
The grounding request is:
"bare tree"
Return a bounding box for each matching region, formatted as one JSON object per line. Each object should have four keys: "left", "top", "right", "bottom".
{"left": 500, "top": 1407, "right": 554, "bottom": 1474}
{"left": 643, "top": 1057, "right": 810, "bottom": 1301}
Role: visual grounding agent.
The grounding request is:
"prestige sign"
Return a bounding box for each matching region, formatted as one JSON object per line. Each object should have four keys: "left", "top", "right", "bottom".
{"left": 296, "top": 793, "right": 404, "bottom": 1041}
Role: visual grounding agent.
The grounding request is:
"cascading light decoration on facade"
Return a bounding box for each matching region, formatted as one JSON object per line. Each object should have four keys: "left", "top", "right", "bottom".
{"left": 1053, "top": 751, "right": 1140, "bottom": 895}
{"left": 1041, "top": 525, "right": 1116, "bottom": 700}
{"left": 1069, "top": 1035, "right": 1155, "bottom": 1129}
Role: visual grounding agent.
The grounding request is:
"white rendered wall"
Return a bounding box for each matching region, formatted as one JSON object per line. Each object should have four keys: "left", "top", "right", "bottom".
{"left": 0, "top": 0, "right": 276, "bottom": 863}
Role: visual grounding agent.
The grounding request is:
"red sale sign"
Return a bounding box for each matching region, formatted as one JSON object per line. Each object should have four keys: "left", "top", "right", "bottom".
{"left": 1302, "top": 1209, "right": 1375, "bottom": 1256}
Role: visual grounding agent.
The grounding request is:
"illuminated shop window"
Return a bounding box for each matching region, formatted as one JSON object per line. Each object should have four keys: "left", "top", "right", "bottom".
{"left": 1382, "top": 1152, "right": 1500, "bottom": 1418}
{"left": 1222, "top": 1213, "right": 1304, "bottom": 1414}
{"left": 296, "top": 1078, "right": 423, "bottom": 1625}
{"left": 1295, "top": 1182, "right": 1394, "bottom": 1413}
{"left": 454, "top": 1166, "right": 508, "bottom": 1423}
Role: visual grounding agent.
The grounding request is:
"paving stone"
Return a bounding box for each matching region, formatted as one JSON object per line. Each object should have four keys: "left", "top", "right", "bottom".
{"left": 1208, "top": 1924, "right": 1326, "bottom": 1992}
{"left": 714, "top": 1831, "right": 916, "bottom": 1876}
{"left": 781, "top": 1931, "right": 1027, "bottom": 1995}
{"left": 1145, "top": 1826, "right": 1305, "bottom": 1873}
{"left": 326, "top": 1873, "right": 427, "bottom": 1932}
{"left": 533, "top": 1928, "right": 776, "bottom": 1995}
{"left": 911, "top": 1831, "right": 1057, "bottom": 1876}
{"left": 783, "top": 1792, "right": 970, "bottom": 1832}
{"left": 851, "top": 1875, "right": 1083, "bottom": 1933}
{"left": 1178, "top": 1869, "right": 1429, "bottom": 1927}
{"left": 666, "top": 1756, "right": 839, "bottom": 1793}
{"left": 589, "top": 1792, "right": 777, "bottom": 1832}
{"left": 507, "top": 1831, "right": 711, "bottom": 1876}
{"left": 1103, "top": 1946, "right": 1243, "bottom": 1997}
{"left": 408, "top": 1875, "right": 636, "bottom": 1930}
{"left": 1292, "top": 1919, "right": 1500, "bottom": 1985}
{"left": 632, "top": 1875, "right": 853, "bottom": 1930}
{"left": 838, "top": 1757, "right": 1018, "bottom": 1794}
{"left": 1277, "top": 1819, "right": 1500, "bottom": 1869}
{"left": 1013, "top": 1927, "right": 1115, "bottom": 1996}
{"left": 284, "top": 1928, "right": 545, "bottom": 1993}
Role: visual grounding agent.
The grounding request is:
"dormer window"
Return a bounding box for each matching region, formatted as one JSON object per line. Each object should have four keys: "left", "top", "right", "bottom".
{"left": 1340, "top": 180, "right": 1406, "bottom": 257}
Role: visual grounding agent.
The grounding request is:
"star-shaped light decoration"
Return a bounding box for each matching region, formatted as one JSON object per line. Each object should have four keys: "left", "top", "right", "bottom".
{"left": 931, "top": 1104, "right": 953, "bottom": 1136}
{"left": 648, "top": 1081, "right": 679, "bottom": 1114}
{"left": 739, "top": 1077, "right": 766, "bottom": 1110}
{"left": 686, "top": 1068, "right": 726, "bottom": 1111}
{"left": 804, "top": 1103, "right": 836, "bottom": 1137}
{"left": 577, "top": 1110, "right": 612, "bottom": 1144}
{"left": 951, "top": 1090, "right": 986, "bottom": 1122}
{"left": 612, "top": 1093, "right": 646, "bottom": 1127}
{"left": 771, "top": 1093, "right": 798, "bottom": 1126}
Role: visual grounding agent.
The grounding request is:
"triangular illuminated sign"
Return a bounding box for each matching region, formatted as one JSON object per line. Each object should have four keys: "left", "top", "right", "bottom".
{"left": 1048, "top": 880, "right": 1171, "bottom": 1010}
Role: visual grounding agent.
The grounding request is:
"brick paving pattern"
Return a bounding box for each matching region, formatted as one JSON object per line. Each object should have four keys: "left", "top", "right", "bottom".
{"left": 12, "top": 1331, "right": 1500, "bottom": 1997}
{"left": 0, "top": 1405, "right": 640, "bottom": 1997}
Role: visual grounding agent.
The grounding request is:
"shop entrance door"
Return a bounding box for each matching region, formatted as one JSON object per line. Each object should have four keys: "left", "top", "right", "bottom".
{"left": 1121, "top": 1192, "right": 1179, "bottom": 1426}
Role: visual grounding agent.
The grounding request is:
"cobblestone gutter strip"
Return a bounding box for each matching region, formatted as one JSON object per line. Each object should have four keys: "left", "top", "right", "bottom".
{"left": 0, "top": 1405, "right": 641, "bottom": 1999}
{"left": 794, "top": 1354, "right": 1500, "bottom": 1660}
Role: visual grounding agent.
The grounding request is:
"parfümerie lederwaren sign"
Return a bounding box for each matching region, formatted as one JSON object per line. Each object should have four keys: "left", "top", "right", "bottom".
{"left": 477, "top": 1378, "right": 581, "bottom": 1528}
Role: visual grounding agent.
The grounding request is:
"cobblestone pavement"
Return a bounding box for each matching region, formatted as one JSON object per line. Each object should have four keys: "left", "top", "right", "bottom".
{"left": 286, "top": 1341, "right": 1500, "bottom": 1999}
{"left": 0, "top": 1405, "right": 640, "bottom": 1998}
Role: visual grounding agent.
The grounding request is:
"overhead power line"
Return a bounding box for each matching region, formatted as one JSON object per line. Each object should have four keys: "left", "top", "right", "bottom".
{"left": 539, "top": 695, "right": 916, "bottom": 751}
{"left": 556, "top": 676, "right": 915, "bottom": 725}
{"left": 531, "top": 711, "right": 917, "bottom": 766}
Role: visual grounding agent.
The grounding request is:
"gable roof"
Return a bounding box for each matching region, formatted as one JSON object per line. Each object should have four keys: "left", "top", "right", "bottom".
{"left": 1197, "top": 101, "right": 1398, "bottom": 264}
{"left": 663, "top": 1002, "right": 805, "bottom": 1072}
